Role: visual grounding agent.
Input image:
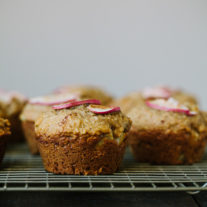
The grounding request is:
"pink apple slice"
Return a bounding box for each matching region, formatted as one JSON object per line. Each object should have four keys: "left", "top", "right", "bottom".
{"left": 87, "top": 104, "right": 120, "bottom": 114}
{"left": 146, "top": 98, "right": 197, "bottom": 116}
{"left": 52, "top": 99, "right": 101, "bottom": 110}
{"left": 29, "top": 93, "right": 77, "bottom": 106}
{"left": 142, "top": 86, "right": 173, "bottom": 99}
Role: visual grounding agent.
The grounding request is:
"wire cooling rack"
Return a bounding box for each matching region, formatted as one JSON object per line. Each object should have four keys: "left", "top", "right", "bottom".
{"left": 0, "top": 144, "right": 207, "bottom": 192}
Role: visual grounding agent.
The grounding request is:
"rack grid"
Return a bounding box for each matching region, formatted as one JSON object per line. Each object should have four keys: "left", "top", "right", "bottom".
{"left": 1, "top": 144, "right": 207, "bottom": 192}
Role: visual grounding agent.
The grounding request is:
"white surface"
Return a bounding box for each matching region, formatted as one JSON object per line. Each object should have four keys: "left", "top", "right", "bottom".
{"left": 0, "top": 0, "right": 207, "bottom": 108}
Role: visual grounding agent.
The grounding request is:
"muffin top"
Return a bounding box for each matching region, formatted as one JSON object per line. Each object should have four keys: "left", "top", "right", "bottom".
{"left": 35, "top": 104, "right": 131, "bottom": 140}
{"left": 54, "top": 85, "right": 113, "bottom": 105}
{"left": 20, "top": 104, "right": 50, "bottom": 122}
{"left": 172, "top": 91, "right": 198, "bottom": 105}
{"left": 114, "top": 87, "right": 198, "bottom": 115}
{"left": 127, "top": 97, "right": 207, "bottom": 139}
{"left": 0, "top": 90, "right": 27, "bottom": 118}
{"left": 0, "top": 117, "right": 11, "bottom": 137}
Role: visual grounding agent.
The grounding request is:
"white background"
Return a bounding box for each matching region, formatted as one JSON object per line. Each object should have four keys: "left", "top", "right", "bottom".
{"left": 0, "top": 0, "right": 207, "bottom": 108}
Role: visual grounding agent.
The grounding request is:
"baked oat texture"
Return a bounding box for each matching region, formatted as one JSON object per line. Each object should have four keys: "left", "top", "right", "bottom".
{"left": 35, "top": 105, "right": 131, "bottom": 175}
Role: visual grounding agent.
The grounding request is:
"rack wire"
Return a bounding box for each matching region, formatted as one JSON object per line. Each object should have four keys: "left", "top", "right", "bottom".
{"left": 1, "top": 144, "right": 207, "bottom": 192}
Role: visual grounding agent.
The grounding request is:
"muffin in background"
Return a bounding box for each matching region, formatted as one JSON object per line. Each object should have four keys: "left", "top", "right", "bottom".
{"left": 35, "top": 100, "right": 131, "bottom": 175}
{"left": 0, "top": 117, "right": 11, "bottom": 165}
{"left": 20, "top": 92, "right": 77, "bottom": 154}
{"left": 113, "top": 86, "right": 198, "bottom": 115}
{"left": 20, "top": 104, "right": 50, "bottom": 154}
{"left": 0, "top": 89, "right": 27, "bottom": 142}
{"left": 127, "top": 96, "right": 207, "bottom": 165}
{"left": 113, "top": 86, "right": 207, "bottom": 165}
{"left": 54, "top": 85, "right": 113, "bottom": 105}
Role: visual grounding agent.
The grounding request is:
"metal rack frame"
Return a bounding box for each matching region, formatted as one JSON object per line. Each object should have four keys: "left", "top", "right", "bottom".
{"left": 1, "top": 144, "right": 207, "bottom": 192}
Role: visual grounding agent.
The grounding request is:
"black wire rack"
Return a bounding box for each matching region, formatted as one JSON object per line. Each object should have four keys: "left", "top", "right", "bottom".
{"left": 0, "top": 144, "right": 207, "bottom": 192}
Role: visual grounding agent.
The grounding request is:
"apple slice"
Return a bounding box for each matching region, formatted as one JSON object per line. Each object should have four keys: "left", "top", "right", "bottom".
{"left": 52, "top": 99, "right": 101, "bottom": 110}
{"left": 142, "top": 86, "right": 173, "bottom": 99}
{"left": 146, "top": 98, "right": 197, "bottom": 116}
{"left": 29, "top": 93, "right": 77, "bottom": 106}
{"left": 87, "top": 104, "right": 120, "bottom": 114}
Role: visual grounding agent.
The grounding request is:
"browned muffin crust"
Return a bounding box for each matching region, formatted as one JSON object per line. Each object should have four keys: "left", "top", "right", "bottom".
{"left": 38, "top": 135, "right": 127, "bottom": 175}
{"left": 35, "top": 105, "right": 131, "bottom": 175}
{"left": 127, "top": 98, "right": 207, "bottom": 165}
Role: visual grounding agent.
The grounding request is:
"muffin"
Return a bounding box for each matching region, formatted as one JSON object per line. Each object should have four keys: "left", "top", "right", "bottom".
{"left": 54, "top": 85, "right": 113, "bottom": 105}
{"left": 20, "top": 93, "right": 76, "bottom": 154}
{"left": 35, "top": 100, "right": 131, "bottom": 175}
{"left": 21, "top": 86, "right": 112, "bottom": 155}
{"left": 0, "top": 117, "right": 11, "bottom": 165}
{"left": 20, "top": 104, "right": 50, "bottom": 154}
{"left": 0, "top": 89, "right": 27, "bottom": 142}
{"left": 127, "top": 96, "right": 207, "bottom": 165}
{"left": 114, "top": 86, "right": 198, "bottom": 115}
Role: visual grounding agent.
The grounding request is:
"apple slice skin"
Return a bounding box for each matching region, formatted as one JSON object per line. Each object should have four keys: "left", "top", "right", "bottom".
{"left": 52, "top": 99, "right": 101, "bottom": 110}
{"left": 87, "top": 105, "right": 120, "bottom": 114}
{"left": 146, "top": 100, "right": 196, "bottom": 116}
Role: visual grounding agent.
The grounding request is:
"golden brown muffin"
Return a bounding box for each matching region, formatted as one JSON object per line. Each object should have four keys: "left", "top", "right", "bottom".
{"left": 35, "top": 104, "right": 131, "bottom": 175}
{"left": 127, "top": 97, "right": 207, "bottom": 165}
{"left": 54, "top": 85, "right": 113, "bottom": 105}
{"left": 114, "top": 87, "right": 198, "bottom": 115}
{"left": 0, "top": 90, "right": 27, "bottom": 142}
{"left": 21, "top": 87, "right": 113, "bottom": 155}
{"left": 0, "top": 117, "right": 11, "bottom": 165}
{"left": 20, "top": 104, "right": 50, "bottom": 154}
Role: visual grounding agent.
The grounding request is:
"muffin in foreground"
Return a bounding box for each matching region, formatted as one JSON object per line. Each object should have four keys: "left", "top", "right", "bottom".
{"left": 0, "top": 117, "right": 11, "bottom": 165}
{"left": 0, "top": 89, "right": 26, "bottom": 142}
{"left": 35, "top": 100, "right": 131, "bottom": 175}
{"left": 21, "top": 85, "right": 113, "bottom": 155}
{"left": 127, "top": 96, "right": 207, "bottom": 165}
{"left": 54, "top": 85, "right": 113, "bottom": 105}
{"left": 20, "top": 93, "right": 76, "bottom": 154}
